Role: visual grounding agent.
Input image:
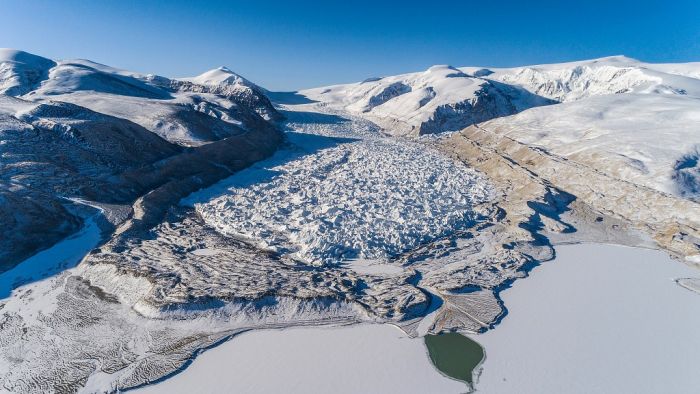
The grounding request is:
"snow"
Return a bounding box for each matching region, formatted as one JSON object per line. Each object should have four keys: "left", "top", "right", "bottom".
{"left": 343, "top": 258, "right": 405, "bottom": 276}
{"left": 300, "top": 64, "right": 551, "bottom": 135}
{"left": 180, "top": 66, "right": 256, "bottom": 90}
{"left": 0, "top": 48, "right": 55, "bottom": 96}
{"left": 479, "top": 55, "right": 700, "bottom": 102}
{"left": 190, "top": 248, "right": 223, "bottom": 256}
{"left": 474, "top": 243, "right": 700, "bottom": 394}
{"left": 481, "top": 93, "right": 700, "bottom": 199}
{"left": 133, "top": 324, "right": 466, "bottom": 394}
{"left": 30, "top": 61, "right": 169, "bottom": 99}
{"left": 0, "top": 212, "right": 101, "bottom": 298}
{"left": 185, "top": 105, "right": 493, "bottom": 265}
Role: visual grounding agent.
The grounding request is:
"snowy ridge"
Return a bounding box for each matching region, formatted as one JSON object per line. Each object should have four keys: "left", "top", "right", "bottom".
{"left": 0, "top": 49, "right": 280, "bottom": 145}
{"left": 487, "top": 56, "right": 700, "bottom": 101}
{"left": 300, "top": 64, "right": 553, "bottom": 136}
{"left": 301, "top": 56, "right": 700, "bottom": 137}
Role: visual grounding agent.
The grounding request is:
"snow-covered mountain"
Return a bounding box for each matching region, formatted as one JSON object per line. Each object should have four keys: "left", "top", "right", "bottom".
{"left": 0, "top": 49, "right": 283, "bottom": 272}
{"left": 481, "top": 55, "right": 700, "bottom": 101}
{"left": 301, "top": 64, "right": 554, "bottom": 136}
{"left": 302, "top": 56, "right": 700, "bottom": 202}
{"left": 466, "top": 56, "right": 700, "bottom": 201}
{"left": 0, "top": 49, "right": 56, "bottom": 96}
{"left": 302, "top": 56, "right": 699, "bottom": 141}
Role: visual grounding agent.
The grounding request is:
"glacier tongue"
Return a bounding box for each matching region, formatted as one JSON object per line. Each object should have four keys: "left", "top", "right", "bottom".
{"left": 188, "top": 105, "right": 493, "bottom": 265}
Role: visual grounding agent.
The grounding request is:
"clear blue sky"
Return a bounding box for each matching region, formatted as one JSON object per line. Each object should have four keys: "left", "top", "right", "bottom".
{"left": 1, "top": 0, "right": 698, "bottom": 90}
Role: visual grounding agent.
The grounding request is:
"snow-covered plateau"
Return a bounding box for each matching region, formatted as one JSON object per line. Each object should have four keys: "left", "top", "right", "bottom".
{"left": 0, "top": 49, "right": 699, "bottom": 393}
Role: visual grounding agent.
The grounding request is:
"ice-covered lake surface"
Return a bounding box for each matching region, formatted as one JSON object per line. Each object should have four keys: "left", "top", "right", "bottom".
{"left": 474, "top": 243, "right": 700, "bottom": 394}
{"left": 133, "top": 324, "right": 466, "bottom": 394}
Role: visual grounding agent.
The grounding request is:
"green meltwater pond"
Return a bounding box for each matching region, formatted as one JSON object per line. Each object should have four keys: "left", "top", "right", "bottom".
{"left": 424, "top": 332, "right": 485, "bottom": 384}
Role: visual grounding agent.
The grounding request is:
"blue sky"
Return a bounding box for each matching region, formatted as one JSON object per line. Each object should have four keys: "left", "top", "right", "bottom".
{"left": 1, "top": 0, "right": 698, "bottom": 90}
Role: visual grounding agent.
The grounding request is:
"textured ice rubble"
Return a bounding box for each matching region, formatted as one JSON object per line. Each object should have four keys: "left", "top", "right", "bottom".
{"left": 187, "top": 109, "right": 493, "bottom": 266}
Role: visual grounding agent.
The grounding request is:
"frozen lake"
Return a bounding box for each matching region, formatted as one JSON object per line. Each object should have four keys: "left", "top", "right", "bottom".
{"left": 474, "top": 243, "right": 700, "bottom": 394}
{"left": 134, "top": 324, "right": 466, "bottom": 394}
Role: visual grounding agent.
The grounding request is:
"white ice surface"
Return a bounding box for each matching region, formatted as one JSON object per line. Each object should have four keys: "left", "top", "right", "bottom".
{"left": 134, "top": 324, "right": 466, "bottom": 394}
{"left": 474, "top": 243, "right": 700, "bottom": 394}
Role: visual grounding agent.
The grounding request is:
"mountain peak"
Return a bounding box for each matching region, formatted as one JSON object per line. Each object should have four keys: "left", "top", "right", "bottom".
{"left": 182, "top": 66, "right": 257, "bottom": 90}
{"left": 0, "top": 48, "right": 55, "bottom": 67}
